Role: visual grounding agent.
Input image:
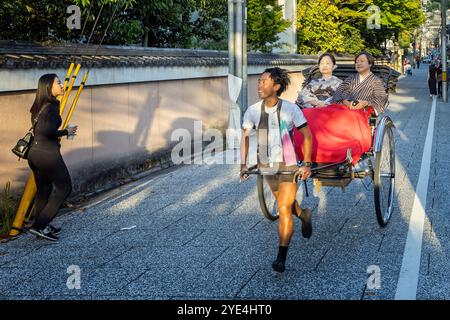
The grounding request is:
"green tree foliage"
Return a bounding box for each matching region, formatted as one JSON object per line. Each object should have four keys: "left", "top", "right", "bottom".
{"left": 373, "top": 0, "right": 425, "bottom": 49}
{"left": 0, "top": 0, "right": 140, "bottom": 44}
{"left": 1, "top": 0, "right": 291, "bottom": 52}
{"left": 247, "top": 0, "right": 291, "bottom": 53}
{"left": 425, "top": 0, "right": 450, "bottom": 12}
{"left": 188, "top": 0, "right": 228, "bottom": 50}
{"left": 113, "top": 0, "right": 289, "bottom": 51}
{"left": 124, "top": 0, "right": 193, "bottom": 48}
{"left": 1, "top": 0, "right": 425, "bottom": 55}
{"left": 73, "top": 0, "right": 144, "bottom": 46}
{"left": 135, "top": 0, "right": 228, "bottom": 50}
{"left": 298, "top": 0, "right": 356, "bottom": 54}
{"left": 0, "top": 0, "right": 80, "bottom": 42}
{"left": 297, "top": 0, "right": 425, "bottom": 56}
{"left": 297, "top": 0, "right": 375, "bottom": 55}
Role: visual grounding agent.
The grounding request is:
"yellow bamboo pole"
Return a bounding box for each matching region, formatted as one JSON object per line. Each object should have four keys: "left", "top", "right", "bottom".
{"left": 58, "top": 63, "right": 75, "bottom": 104}
{"left": 63, "top": 63, "right": 75, "bottom": 92}
{"left": 9, "top": 63, "right": 83, "bottom": 237}
{"left": 9, "top": 175, "right": 36, "bottom": 236}
{"left": 60, "top": 64, "right": 81, "bottom": 116}
{"left": 62, "top": 71, "right": 89, "bottom": 129}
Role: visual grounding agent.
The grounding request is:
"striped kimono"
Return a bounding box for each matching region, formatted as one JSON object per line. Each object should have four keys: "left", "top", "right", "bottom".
{"left": 293, "top": 73, "right": 387, "bottom": 164}
{"left": 330, "top": 73, "right": 388, "bottom": 115}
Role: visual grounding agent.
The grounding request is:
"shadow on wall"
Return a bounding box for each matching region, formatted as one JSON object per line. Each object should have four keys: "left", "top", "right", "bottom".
{"left": 129, "top": 85, "right": 161, "bottom": 149}
{"left": 64, "top": 114, "right": 205, "bottom": 196}
{"left": 67, "top": 115, "right": 208, "bottom": 197}
{"left": 164, "top": 117, "right": 225, "bottom": 164}
{"left": 63, "top": 85, "right": 161, "bottom": 196}
{"left": 66, "top": 129, "right": 165, "bottom": 196}
{"left": 3, "top": 85, "right": 213, "bottom": 200}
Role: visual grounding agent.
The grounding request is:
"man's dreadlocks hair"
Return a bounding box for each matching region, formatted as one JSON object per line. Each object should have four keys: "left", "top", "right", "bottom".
{"left": 263, "top": 67, "right": 291, "bottom": 96}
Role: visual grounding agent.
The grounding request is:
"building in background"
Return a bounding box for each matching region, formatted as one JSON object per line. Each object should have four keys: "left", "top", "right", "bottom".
{"left": 274, "top": 0, "right": 297, "bottom": 54}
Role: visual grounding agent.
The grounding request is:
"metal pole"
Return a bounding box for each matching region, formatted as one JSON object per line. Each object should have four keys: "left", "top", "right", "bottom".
{"left": 235, "top": 1, "right": 243, "bottom": 80}
{"left": 235, "top": 0, "right": 244, "bottom": 119}
{"left": 227, "top": 0, "right": 247, "bottom": 129}
{"left": 441, "top": 0, "right": 448, "bottom": 102}
{"left": 228, "top": 0, "right": 235, "bottom": 77}
{"left": 242, "top": 1, "right": 248, "bottom": 114}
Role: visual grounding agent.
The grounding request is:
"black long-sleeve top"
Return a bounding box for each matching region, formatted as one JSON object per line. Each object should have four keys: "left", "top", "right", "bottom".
{"left": 32, "top": 102, "right": 68, "bottom": 145}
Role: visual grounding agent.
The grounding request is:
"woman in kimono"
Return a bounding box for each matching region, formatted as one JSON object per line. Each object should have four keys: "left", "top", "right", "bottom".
{"left": 330, "top": 51, "right": 387, "bottom": 115}
{"left": 296, "top": 53, "right": 342, "bottom": 108}
{"left": 294, "top": 51, "right": 388, "bottom": 165}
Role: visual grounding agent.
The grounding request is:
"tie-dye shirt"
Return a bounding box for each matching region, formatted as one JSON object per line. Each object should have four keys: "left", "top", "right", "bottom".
{"left": 242, "top": 99, "right": 307, "bottom": 165}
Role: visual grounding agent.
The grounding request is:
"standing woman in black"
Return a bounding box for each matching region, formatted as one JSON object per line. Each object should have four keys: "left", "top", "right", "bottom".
{"left": 428, "top": 62, "right": 437, "bottom": 98}
{"left": 28, "top": 74, "right": 78, "bottom": 241}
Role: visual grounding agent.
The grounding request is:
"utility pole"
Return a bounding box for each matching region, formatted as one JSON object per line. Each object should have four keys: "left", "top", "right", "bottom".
{"left": 227, "top": 0, "right": 247, "bottom": 148}
{"left": 228, "top": 0, "right": 248, "bottom": 117}
{"left": 441, "top": 0, "right": 447, "bottom": 102}
{"left": 242, "top": 1, "right": 248, "bottom": 117}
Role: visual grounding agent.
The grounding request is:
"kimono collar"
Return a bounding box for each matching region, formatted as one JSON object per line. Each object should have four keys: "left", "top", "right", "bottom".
{"left": 319, "top": 76, "right": 334, "bottom": 82}
{"left": 358, "top": 72, "right": 373, "bottom": 83}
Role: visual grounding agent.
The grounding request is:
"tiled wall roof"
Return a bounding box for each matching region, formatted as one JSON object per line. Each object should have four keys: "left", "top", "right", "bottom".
{"left": 0, "top": 41, "right": 351, "bottom": 69}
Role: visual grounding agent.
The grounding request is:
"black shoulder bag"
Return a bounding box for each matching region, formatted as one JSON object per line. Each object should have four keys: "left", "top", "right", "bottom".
{"left": 11, "top": 108, "right": 45, "bottom": 160}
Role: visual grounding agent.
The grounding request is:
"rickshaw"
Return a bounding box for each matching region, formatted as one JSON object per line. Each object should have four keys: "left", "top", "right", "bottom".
{"left": 245, "top": 64, "right": 400, "bottom": 227}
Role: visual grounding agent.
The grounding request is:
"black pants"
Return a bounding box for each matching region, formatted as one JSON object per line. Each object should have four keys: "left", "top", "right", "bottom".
{"left": 429, "top": 79, "right": 437, "bottom": 95}
{"left": 27, "top": 143, "right": 72, "bottom": 230}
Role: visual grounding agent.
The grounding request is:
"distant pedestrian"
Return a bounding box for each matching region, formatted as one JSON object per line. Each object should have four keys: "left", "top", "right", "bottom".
{"left": 405, "top": 61, "right": 412, "bottom": 76}
{"left": 428, "top": 63, "right": 437, "bottom": 97}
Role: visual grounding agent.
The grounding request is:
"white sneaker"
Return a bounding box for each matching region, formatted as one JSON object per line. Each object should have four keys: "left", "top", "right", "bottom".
{"left": 29, "top": 226, "right": 58, "bottom": 241}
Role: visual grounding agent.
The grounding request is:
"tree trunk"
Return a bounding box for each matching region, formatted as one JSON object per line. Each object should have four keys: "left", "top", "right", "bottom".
{"left": 143, "top": 15, "right": 149, "bottom": 47}
{"left": 143, "top": 31, "right": 148, "bottom": 47}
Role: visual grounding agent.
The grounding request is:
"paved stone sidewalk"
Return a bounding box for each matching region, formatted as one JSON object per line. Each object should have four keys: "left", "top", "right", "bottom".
{"left": 1, "top": 66, "right": 448, "bottom": 300}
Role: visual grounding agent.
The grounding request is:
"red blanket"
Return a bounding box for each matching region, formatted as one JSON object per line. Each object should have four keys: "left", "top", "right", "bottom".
{"left": 294, "top": 104, "right": 373, "bottom": 165}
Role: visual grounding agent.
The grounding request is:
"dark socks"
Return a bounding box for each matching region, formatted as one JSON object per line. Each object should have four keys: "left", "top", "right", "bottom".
{"left": 276, "top": 246, "right": 288, "bottom": 263}
{"left": 272, "top": 246, "right": 288, "bottom": 272}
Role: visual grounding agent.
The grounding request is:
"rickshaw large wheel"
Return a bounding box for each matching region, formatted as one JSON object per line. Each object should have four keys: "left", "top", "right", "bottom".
{"left": 373, "top": 120, "right": 395, "bottom": 227}
{"left": 257, "top": 175, "right": 279, "bottom": 221}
